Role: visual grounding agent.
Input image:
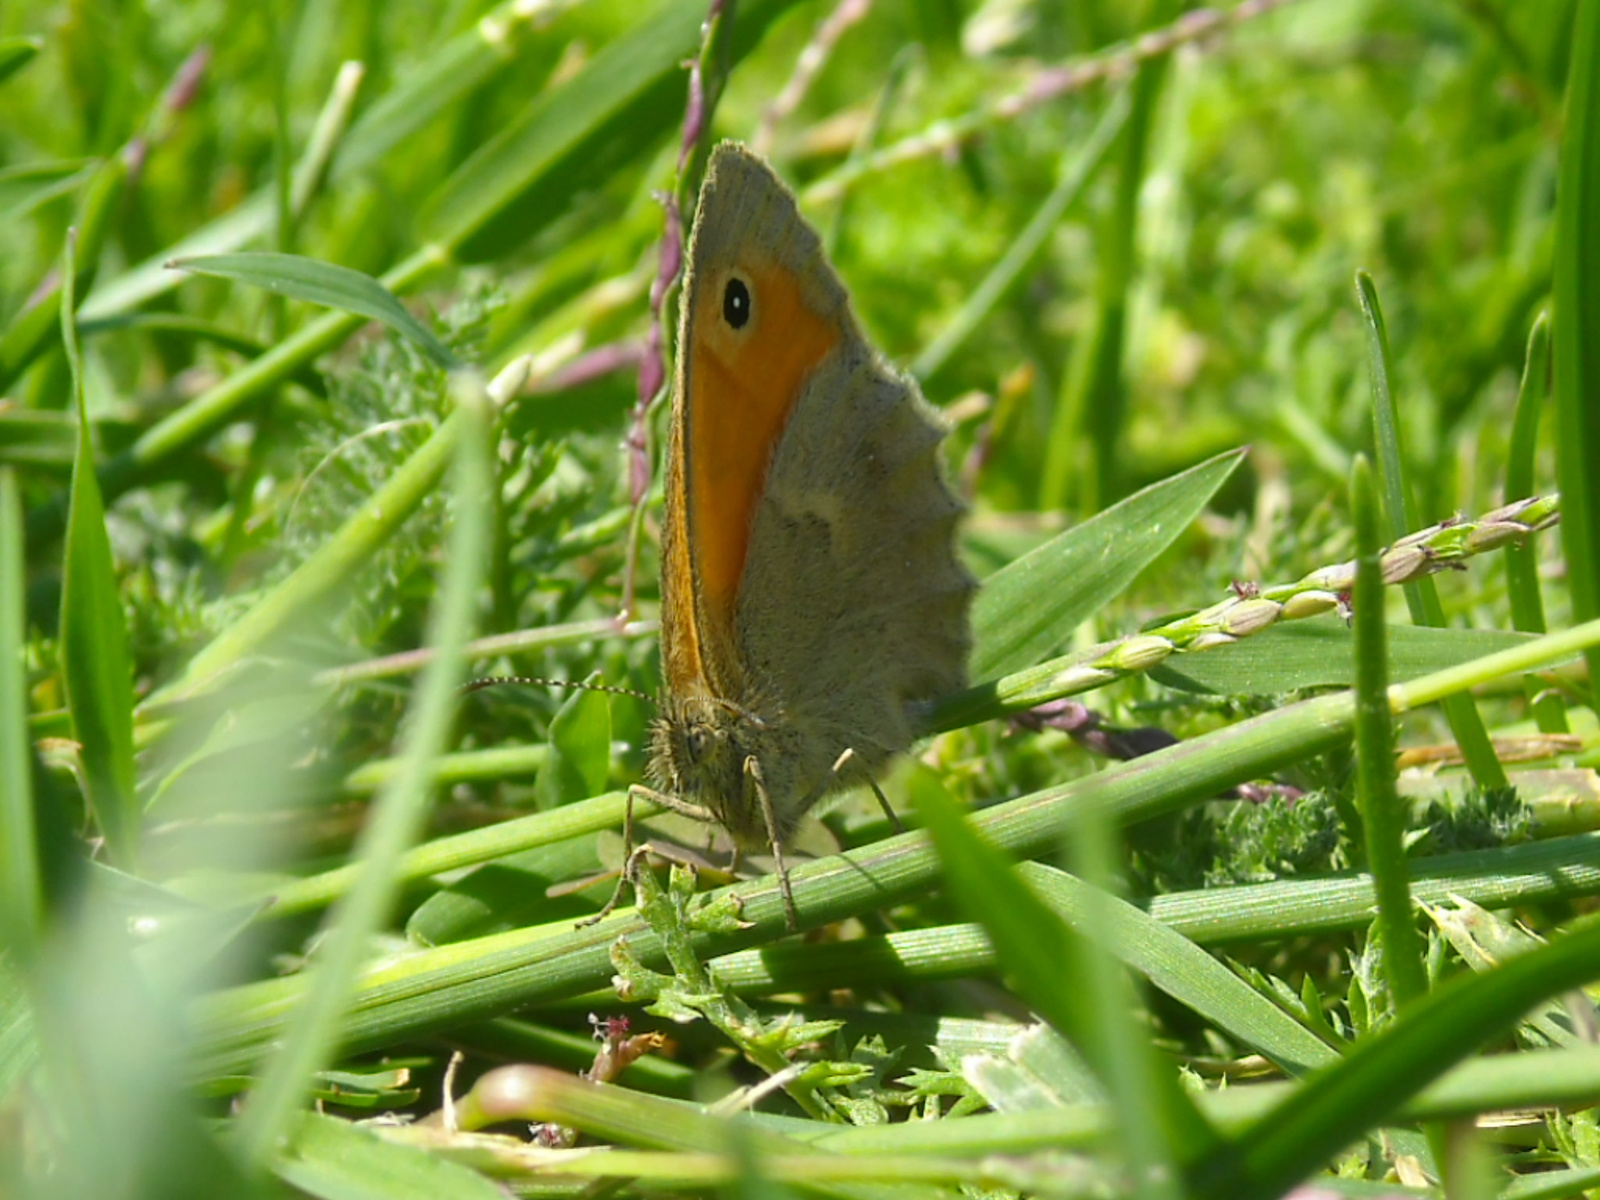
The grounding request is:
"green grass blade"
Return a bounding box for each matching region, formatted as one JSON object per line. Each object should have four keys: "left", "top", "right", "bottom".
{"left": 971, "top": 447, "right": 1244, "bottom": 680}
{"left": 1356, "top": 270, "right": 1506, "bottom": 789}
{"left": 232, "top": 374, "right": 495, "bottom": 1164}
{"left": 1193, "top": 912, "right": 1600, "bottom": 1200}
{"left": 57, "top": 233, "right": 140, "bottom": 870}
{"left": 1019, "top": 863, "right": 1336, "bottom": 1076}
{"left": 1504, "top": 313, "right": 1566, "bottom": 733}
{"left": 1150, "top": 619, "right": 1532, "bottom": 696}
{"left": 0, "top": 469, "right": 39, "bottom": 954}
{"left": 908, "top": 764, "right": 1218, "bottom": 1178}
{"left": 420, "top": 0, "right": 800, "bottom": 256}
{"left": 1040, "top": 50, "right": 1165, "bottom": 512}
{"left": 1552, "top": 0, "right": 1600, "bottom": 705}
{"left": 169, "top": 252, "right": 459, "bottom": 368}
{"left": 0, "top": 35, "right": 42, "bottom": 85}
{"left": 1350, "top": 455, "right": 1428, "bottom": 1006}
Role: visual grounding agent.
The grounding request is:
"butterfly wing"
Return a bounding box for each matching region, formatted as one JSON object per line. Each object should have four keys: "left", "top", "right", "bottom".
{"left": 676, "top": 144, "right": 973, "bottom": 813}
{"left": 664, "top": 144, "right": 850, "bottom": 704}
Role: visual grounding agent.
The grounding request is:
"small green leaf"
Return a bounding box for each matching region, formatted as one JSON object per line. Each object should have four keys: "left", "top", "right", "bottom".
{"left": 168, "top": 252, "right": 458, "bottom": 368}
{"left": 971, "top": 448, "right": 1245, "bottom": 680}
{"left": 534, "top": 680, "right": 612, "bottom": 809}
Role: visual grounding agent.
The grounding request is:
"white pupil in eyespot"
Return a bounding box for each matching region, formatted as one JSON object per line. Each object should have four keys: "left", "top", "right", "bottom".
{"left": 723, "top": 278, "right": 751, "bottom": 329}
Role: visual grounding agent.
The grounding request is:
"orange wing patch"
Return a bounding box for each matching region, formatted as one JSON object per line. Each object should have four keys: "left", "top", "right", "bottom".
{"left": 685, "top": 255, "right": 841, "bottom": 641}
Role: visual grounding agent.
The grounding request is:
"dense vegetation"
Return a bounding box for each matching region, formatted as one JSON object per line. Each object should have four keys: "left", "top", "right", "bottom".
{"left": 3, "top": 0, "right": 1599, "bottom": 1196}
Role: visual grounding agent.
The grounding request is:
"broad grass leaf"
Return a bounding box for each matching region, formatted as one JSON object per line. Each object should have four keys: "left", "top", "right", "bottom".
{"left": 168, "top": 253, "right": 457, "bottom": 368}
{"left": 971, "top": 448, "right": 1245, "bottom": 681}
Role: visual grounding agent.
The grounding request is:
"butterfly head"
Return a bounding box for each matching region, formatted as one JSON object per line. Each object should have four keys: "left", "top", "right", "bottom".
{"left": 647, "top": 692, "right": 773, "bottom": 848}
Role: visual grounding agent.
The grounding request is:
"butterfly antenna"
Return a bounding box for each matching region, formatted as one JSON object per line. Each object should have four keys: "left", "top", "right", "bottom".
{"left": 459, "top": 675, "right": 656, "bottom": 705}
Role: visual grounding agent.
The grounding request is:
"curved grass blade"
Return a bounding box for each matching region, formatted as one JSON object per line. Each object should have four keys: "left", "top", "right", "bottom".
{"left": 1191, "top": 911, "right": 1600, "bottom": 1200}
{"left": 168, "top": 252, "right": 458, "bottom": 369}
{"left": 971, "top": 447, "right": 1245, "bottom": 681}
{"left": 908, "top": 765, "right": 1219, "bottom": 1173}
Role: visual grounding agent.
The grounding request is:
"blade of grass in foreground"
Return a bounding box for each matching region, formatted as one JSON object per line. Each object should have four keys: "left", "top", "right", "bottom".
{"left": 1192, "top": 911, "right": 1600, "bottom": 1200}
{"left": 232, "top": 373, "right": 495, "bottom": 1166}
{"left": 1350, "top": 455, "right": 1428, "bottom": 1007}
{"left": 910, "top": 764, "right": 1217, "bottom": 1181}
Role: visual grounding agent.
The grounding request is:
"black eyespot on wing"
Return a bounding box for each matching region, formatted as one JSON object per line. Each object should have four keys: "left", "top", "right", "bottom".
{"left": 723, "top": 277, "right": 751, "bottom": 329}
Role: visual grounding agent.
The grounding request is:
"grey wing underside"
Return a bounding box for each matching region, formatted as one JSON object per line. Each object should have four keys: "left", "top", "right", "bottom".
{"left": 733, "top": 346, "right": 974, "bottom": 774}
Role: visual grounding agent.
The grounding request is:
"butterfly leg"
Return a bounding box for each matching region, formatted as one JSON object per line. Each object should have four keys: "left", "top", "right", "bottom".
{"left": 830, "top": 747, "right": 903, "bottom": 834}
{"left": 744, "top": 756, "right": 799, "bottom": 932}
{"left": 578, "top": 783, "right": 717, "bottom": 926}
